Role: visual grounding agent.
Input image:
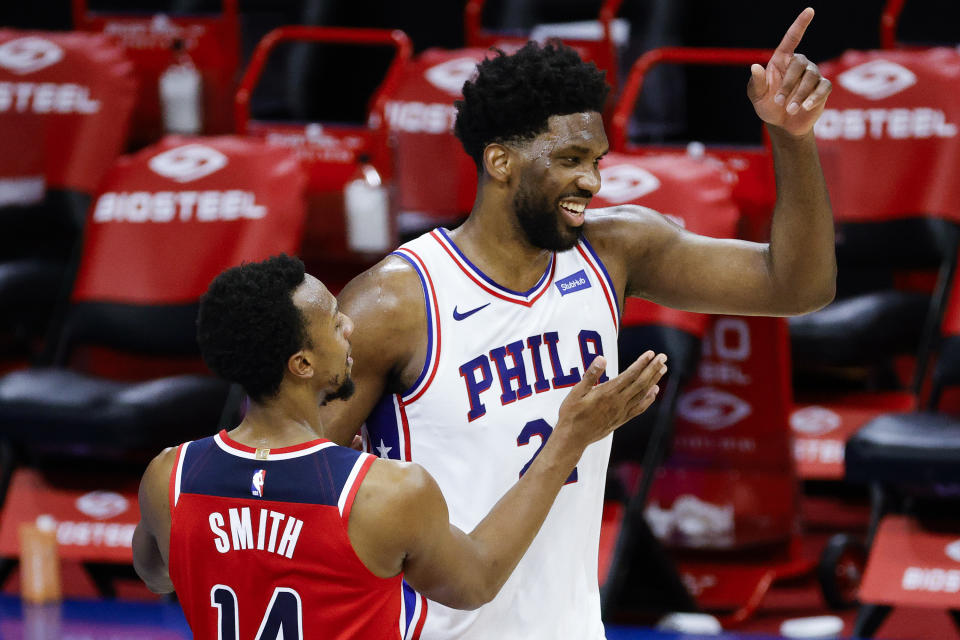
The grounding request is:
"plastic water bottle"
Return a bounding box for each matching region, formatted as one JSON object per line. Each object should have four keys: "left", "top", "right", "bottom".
{"left": 19, "top": 516, "right": 61, "bottom": 604}
{"left": 345, "top": 156, "right": 391, "bottom": 253}
{"left": 159, "top": 38, "right": 203, "bottom": 135}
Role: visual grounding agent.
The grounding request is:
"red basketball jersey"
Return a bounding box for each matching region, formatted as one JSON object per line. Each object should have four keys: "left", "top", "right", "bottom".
{"left": 168, "top": 430, "right": 409, "bottom": 639}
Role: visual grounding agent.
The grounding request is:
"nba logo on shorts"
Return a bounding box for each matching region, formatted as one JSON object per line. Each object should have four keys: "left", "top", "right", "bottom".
{"left": 251, "top": 469, "right": 266, "bottom": 497}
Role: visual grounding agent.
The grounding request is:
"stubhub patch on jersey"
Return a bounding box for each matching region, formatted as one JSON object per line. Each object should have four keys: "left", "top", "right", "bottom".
{"left": 555, "top": 269, "right": 591, "bottom": 296}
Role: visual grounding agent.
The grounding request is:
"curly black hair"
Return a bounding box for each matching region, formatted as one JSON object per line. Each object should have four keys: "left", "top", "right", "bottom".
{"left": 454, "top": 40, "right": 610, "bottom": 169}
{"left": 197, "top": 254, "right": 309, "bottom": 403}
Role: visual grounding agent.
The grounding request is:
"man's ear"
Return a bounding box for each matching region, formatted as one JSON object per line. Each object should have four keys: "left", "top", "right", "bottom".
{"left": 288, "top": 350, "right": 314, "bottom": 380}
{"left": 482, "top": 143, "right": 514, "bottom": 184}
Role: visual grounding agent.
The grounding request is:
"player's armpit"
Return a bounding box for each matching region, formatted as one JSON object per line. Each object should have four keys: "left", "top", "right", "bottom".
{"left": 132, "top": 524, "right": 174, "bottom": 593}
{"left": 132, "top": 447, "right": 177, "bottom": 593}
{"left": 319, "top": 256, "right": 428, "bottom": 446}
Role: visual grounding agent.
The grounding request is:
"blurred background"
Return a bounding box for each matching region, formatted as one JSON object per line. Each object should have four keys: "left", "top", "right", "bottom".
{"left": 0, "top": 1, "right": 959, "bottom": 639}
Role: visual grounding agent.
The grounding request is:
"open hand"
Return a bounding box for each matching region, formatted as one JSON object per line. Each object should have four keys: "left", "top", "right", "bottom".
{"left": 747, "top": 7, "right": 831, "bottom": 137}
{"left": 556, "top": 351, "right": 666, "bottom": 449}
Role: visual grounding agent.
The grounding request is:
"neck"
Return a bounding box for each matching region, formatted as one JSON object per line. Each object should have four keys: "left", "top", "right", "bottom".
{"left": 227, "top": 390, "right": 325, "bottom": 449}
{"left": 450, "top": 185, "right": 553, "bottom": 291}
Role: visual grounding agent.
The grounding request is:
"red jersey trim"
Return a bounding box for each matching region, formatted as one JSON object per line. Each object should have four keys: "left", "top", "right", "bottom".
{"left": 431, "top": 229, "right": 556, "bottom": 307}
{"left": 214, "top": 430, "right": 335, "bottom": 460}
{"left": 411, "top": 595, "right": 428, "bottom": 639}
{"left": 576, "top": 244, "right": 619, "bottom": 332}
{"left": 169, "top": 442, "right": 188, "bottom": 517}
{"left": 396, "top": 396, "right": 413, "bottom": 462}
{"left": 341, "top": 454, "right": 376, "bottom": 522}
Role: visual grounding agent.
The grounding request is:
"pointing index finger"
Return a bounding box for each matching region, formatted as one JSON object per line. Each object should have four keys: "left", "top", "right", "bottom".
{"left": 775, "top": 7, "right": 814, "bottom": 57}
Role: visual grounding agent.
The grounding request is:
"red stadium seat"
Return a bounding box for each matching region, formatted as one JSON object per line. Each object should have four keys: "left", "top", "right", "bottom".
{"left": 0, "top": 134, "right": 306, "bottom": 594}
{"left": 235, "top": 26, "right": 412, "bottom": 289}
{"left": 601, "top": 48, "right": 824, "bottom": 626}
{"left": 377, "top": 0, "right": 626, "bottom": 235}
{"left": 593, "top": 151, "right": 739, "bottom": 620}
{"left": 789, "top": 46, "right": 960, "bottom": 482}
{"left": 0, "top": 135, "right": 306, "bottom": 457}
{"left": 71, "top": 0, "right": 242, "bottom": 148}
{"left": 377, "top": 47, "right": 488, "bottom": 233}
{"left": 464, "top": 0, "right": 624, "bottom": 97}
{"left": 843, "top": 253, "right": 960, "bottom": 637}
{"left": 0, "top": 29, "right": 136, "bottom": 363}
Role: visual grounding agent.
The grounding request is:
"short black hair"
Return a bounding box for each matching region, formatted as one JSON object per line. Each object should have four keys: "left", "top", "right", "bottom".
{"left": 197, "top": 254, "right": 308, "bottom": 403}
{"left": 454, "top": 40, "right": 609, "bottom": 168}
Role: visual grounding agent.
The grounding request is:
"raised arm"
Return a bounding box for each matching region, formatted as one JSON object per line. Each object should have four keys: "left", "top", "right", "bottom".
{"left": 350, "top": 352, "right": 667, "bottom": 609}
{"left": 318, "top": 256, "right": 427, "bottom": 446}
{"left": 132, "top": 447, "right": 177, "bottom": 594}
{"left": 593, "top": 7, "right": 836, "bottom": 317}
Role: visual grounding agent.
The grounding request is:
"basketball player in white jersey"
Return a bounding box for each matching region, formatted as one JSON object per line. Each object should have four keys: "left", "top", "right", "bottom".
{"left": 321, "top": 8, "right": 835, "bottom": 638}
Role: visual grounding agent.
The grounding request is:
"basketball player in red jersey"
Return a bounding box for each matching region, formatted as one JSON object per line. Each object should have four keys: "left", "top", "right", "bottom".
{"left": 132, "top": 254, "right": 666, "bottom": 639}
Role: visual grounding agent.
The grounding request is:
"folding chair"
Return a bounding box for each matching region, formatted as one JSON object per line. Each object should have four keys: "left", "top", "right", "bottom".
{"left": 236, "top": 26, "right": 412, "bottom": 289}
{"left": 377, "top": 0, "right": 625, "bottom": 237}
{"left": 592, "top": 151, "right": 739, "bottom": 622}
{"left": 790, "top": 45, "right": 960, "bottom": 486}
{"left": 0, "top": 30, "right": 136, "bottom": 365}
{"left": 0, "top": 135, "right": 306, "bottom": 594}
{"left": 72, "top": 0, "right": 241, "bottom": 147}
{"left": 845, "top": 252, "right": 960, "bottom": 637}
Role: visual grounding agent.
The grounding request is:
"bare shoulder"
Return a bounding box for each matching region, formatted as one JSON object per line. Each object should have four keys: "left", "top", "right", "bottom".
{"left": 584, "top": 205, "right": 682, "bottom": 255}
{"left": 142, "top": 446, "right": 179, "bottom": 489}
{"left": 138, "top": 446, "right": 180, "bottom": 526}
{"left": 583, "top": 205, "right": 684, "bottom": 294}
{"left": 358, "top": 458, "right": 437, "bottom": 512}
{"left": 355, "top": 459, "right": 442, "bottom": 537}
{"left": 339, "top": 254, "right": 426, "bottom": 340}
{"left": 349, "top": 458, "right": 442, "bottom": 575}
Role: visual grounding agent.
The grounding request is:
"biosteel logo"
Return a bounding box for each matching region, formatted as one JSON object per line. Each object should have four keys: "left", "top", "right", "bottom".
{"left": 148, "top": 144, "right": 228, "bottom": 183}
{"left": 0, "top": 37, "right": 64, "bottom": 75}
{"left": 837, "top": 60, "right": 916, "bottom": 100}
{"left": 598, "top": 165, "right": 661, "bottom": 203}
{"left": 790, "top": 405, "right": 841, "bottom": 436}
{"left": 75, "top": 491, "right": 129, "bottom": 520}
{"left": 946, "top": 540, "right": 960, "bottom": 563}
{"left": 424, "top": 57, "right": 479, "bottom": 95}
{"left": 677, "top": 387, "right": 752, "bottom": 430}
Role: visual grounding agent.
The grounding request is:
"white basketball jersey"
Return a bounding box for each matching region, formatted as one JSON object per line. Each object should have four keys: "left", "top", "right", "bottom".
{"left": 364, "top": 228, "right": 620, "bottom": 640}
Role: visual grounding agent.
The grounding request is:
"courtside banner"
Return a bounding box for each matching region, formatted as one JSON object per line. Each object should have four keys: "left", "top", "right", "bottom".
{"left": 377, "top": 48, "right": 488, "bottom": 221}
{"left": 0, "top": 468, "right": 139, "bottom": 563}
{"left": 860, "top": 515, "right": 960, "bottom": 608}
{"left": 592, "top": 151, "right": 740, "bottom": 336}
{"left": 71, "top": 135, "right": 307, "bottom": 305}
{"left": 648, "top": 316, "right": 797, "bottom": 546}
{"left": 0, "top": 30, "right": 136, "bottom": 199}
{"left": 815, "top": 48, "right": 960, "bottom": 223}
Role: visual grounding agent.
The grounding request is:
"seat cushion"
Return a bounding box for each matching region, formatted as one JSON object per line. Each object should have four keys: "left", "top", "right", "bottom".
{"left": 789, "top": 291, "right": 929, "bottom": 366}
{"left": 0, "top": 368, "right": 232, "bottom": 459}
{"left": 0, "top": 259, "right": 66, "bottom": 321}
{"left": 845, "top": 411, "right": 960, "bottom": 485}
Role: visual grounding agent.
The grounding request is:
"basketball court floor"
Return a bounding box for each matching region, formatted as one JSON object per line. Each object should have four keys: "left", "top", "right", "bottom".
{"left": 0, "top": 593, "right": 787, "bottom": 640}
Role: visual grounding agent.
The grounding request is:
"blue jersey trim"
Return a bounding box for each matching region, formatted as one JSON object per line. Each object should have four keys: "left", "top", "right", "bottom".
{"left": 390, "top": 251, "right": 434, "bottom": 398}
{"left": 579, "top": 236, "right": 621, "bottom": 324}
{"left": 177, "top": 435, "right": 363, "bottom": 508}
{"left": 437, "top": 227, "right": 554, "bottom": 298}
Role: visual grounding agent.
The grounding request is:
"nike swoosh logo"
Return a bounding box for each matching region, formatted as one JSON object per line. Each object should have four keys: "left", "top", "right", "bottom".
{"left": 452, "top": 303, "right": 490, "bottom": 321}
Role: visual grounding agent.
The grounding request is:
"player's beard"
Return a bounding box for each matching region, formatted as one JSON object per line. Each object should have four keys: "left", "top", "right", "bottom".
{"left": 325, "top": 376, "right": 355, "bottom": 403}
{"left": 513, "top": 181, "right": 584, "bottom": 251}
